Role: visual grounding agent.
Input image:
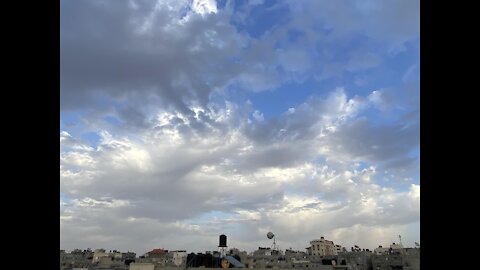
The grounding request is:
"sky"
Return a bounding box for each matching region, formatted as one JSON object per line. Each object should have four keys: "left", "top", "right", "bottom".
{"left": 60, "top": 0, "right": 419, "bottom": 255}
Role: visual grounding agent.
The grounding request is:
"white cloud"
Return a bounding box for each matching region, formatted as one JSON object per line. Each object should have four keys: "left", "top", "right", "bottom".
{"left": 60, "top": 86, "right": 419, "bottom": 253}
{"left": 60, "top": 0, "right": 419, "bottom": 254}
{"left": 191, "top": 0, "right": 218, "bottom": 15}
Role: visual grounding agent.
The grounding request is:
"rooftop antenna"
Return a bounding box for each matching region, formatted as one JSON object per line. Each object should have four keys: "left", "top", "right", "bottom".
{"left": 267, "top": 232, "right": 277, "bottom": 251}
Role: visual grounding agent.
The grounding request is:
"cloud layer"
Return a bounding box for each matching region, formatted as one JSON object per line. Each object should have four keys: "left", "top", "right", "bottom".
{"left": 61, "top": 0, "right": 420, "bottom": 254}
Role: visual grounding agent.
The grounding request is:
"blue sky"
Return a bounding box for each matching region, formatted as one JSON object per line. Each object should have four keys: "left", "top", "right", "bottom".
{"left": 60, "top": 0, "right": 419, "bottom": 254}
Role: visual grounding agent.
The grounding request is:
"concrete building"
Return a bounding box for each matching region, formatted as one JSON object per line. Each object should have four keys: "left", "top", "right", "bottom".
{"left": 337, "top": 251, "right": 373, "bottom": 270}
{"left": 171, "top": 250, "right": 187, "bottom": 267}
{"left": 334, "top": 245, "right": 345, "bottom": 254}
{"left": 60, "top": 249, "right": 94, "bottom": 270}
{"left": 93, "top": 249, "right": 109, "bottom": 263}
{"left": 146, "top": 248, "right": 168, "bottom": 258}
{"left": 371, "top": 248, "right": 420, "bottom": 270}
{"left": 309, "top": 237, "right": 337, "bottom": 256}
{"left": 253, "top": 247, "right": 273, "bottom": 256}
{"left": 374, "top": 246, "right": 389, "bottom": 255}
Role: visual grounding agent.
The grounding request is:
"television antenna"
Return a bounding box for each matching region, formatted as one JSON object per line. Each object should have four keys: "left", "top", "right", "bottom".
{"left": 267, "top": 232, "right": 277, "bottom": 251}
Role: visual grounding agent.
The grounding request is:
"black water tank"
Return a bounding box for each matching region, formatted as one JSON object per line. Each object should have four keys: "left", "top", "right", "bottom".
{"left": 219, "top": 234, "right": 227, "bottom": 247}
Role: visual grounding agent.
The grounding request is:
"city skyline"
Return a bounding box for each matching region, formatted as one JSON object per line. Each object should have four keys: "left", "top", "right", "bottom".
{"left": 60, "top": 0, "right": 420, "bottom": 255}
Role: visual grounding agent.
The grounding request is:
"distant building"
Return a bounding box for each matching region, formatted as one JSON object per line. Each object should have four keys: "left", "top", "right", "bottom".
{"left": 334, "top": 245, "right": 345, "bottom": 254}
{"left": 337, "top": 250, "right": 373, "bottom": 270}
{"left": 371, "top": 247, "right": 420, "bottom": 270}
{"left": 309, "top": 237, "right": 337, "bottom": 256}
{"left": 146, "top": 248, "right": 168, "bottom": 258}
{"left": 253, "top": 247, "right": 272, "bottom": 256}
{"left": 171, "top": 250, "right": 187, "bottom": 266}
{"left": 92, "top": 248, "right": 108, "bottom": 263}
{"left": 374, "top": 246, "right": 389, "bottom": 255}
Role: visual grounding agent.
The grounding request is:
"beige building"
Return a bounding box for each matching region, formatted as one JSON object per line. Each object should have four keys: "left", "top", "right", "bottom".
{"left": 92, "top": 249, "right": 108, "bottom": 263}
{"left": 309, "top": 237, "right": 337, "bottom": 256}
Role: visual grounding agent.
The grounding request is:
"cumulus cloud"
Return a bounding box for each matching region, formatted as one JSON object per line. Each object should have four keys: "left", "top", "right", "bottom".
{"left": 61, "top": 0, "right": 419, "bottom": 254}
{"left": 61, "top": 87, "right": 419, "bottom": 253}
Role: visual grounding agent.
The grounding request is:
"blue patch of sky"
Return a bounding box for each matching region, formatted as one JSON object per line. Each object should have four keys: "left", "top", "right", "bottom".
{"left": 353, "top": 161, "right": 373, "bottom": 171}
{"left": 286, "top": 28, "right": 304, "bottom": 43}
{"left": 82, "top": 132, "right": 102, "bottom": 148}
{"left": 246, "top": 77, "right": 322, "bottom": 119}
{"left": 194, "top": 210, "right": 233, "bottom": 226}
{"left": 228, "top": 0, "right": 290, "bottom": 39}
{"left": 104, "top": 115, "right": 122, "bottom": 126}
{"left": 60, "top": 192, "right": 73, "bottom": 204}
{"left": 61, "top": 111, "right": 84, "bottom": 131}
{"left": 61, "top": 110, "right": 103, "bottom": 148}
{"left": 216, "top": 0, "right": 227, "bottom": 9}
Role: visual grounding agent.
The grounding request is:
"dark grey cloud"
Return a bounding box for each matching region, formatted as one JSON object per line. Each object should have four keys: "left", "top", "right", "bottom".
{"left": 323, "top": 117, "right": 419, "bottom": 166}
{"left": 61, "top": 0, "right": 248, "bottom": 113}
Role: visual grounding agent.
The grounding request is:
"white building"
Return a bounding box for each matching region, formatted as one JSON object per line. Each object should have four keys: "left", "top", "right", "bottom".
{"left": 92, "top": 249, "right": 108, "bottom": 263}
{"left": 374, "top": 245, "right": 389, "bottom": 255}
{"left": 309, "top": 237, "right": 337, "bottom": 256}
{"left": 374, "top": 242, "right": 405, "bottom": 255}
{"left": 171, "top": 250, "right": 187, "bottom": 266}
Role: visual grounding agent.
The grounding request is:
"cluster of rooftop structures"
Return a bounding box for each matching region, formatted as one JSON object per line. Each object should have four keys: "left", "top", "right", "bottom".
{"left": 60, "top": 236, "right": 420, "bottom": 270}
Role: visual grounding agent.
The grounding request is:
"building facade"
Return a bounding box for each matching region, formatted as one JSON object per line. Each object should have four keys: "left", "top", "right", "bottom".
{"left": 309, "top": 237, "right": 337, "bottom": 256}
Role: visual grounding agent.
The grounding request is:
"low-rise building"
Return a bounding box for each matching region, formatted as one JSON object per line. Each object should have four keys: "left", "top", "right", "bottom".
{"left": 171, "top": 250, "right": 187, "bottom": 267}
{"left": 371, "top": 248, "right": 420, "bottom": 270}
{"left": 374, "top": 246, "right": 389, "bottom": 255}
{"left": 309, "top": 237, "right": 337, "bottom": 256}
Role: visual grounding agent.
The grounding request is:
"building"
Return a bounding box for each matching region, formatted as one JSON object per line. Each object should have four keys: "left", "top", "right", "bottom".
{"left": 171, "top": 250, "right": 187, "bottom": 267}
{"left": 92, "top": 248, "right": 109, "bottom": 263}
{"left": 374, "top": 246, "right": 389, "bottom": 255}
{"left": 146, "top": 248, "right": 168, "bottom": 258}
{"left": 334, "top": 245, "right": 345, "bottom": 254}
{"left": 371, "top": 247, "right": 420, "bottom": 270}
{"left": 337, "top": 250, "right": 373, "bottom": 270}
{"left": 253, "top": 247, "right": 273, "bottom": 256}
{"left": 60, "top": 249, "right": 93, "bottom": 270}
{"left": 309, "top": 237, "right": 337, "bottom": 256}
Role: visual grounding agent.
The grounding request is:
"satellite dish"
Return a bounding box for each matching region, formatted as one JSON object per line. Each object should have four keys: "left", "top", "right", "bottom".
{"left": 267, "top": 232, "right": 275, "bottom": 239}
{"left": 221, "top": 259, "right": 230, "bottom": 269}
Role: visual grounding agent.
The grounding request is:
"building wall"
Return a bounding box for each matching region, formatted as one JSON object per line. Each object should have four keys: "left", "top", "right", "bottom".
{"left": 337, "top": 251, "right": 373, "bottom": 270}
{"left": 371, "top": 248, "right": 420, "bottom": 270}
{"left": 373, "top": 247, "right": 389, "bottom": 255}
{"left": 92, "top": 250, "right": 109, "bottom": 263}
{"left": 310, "top": 237, "right": 337, "bottom": 256}
{"left": 172, "top": 251, "right": 187, "bottom": 266}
